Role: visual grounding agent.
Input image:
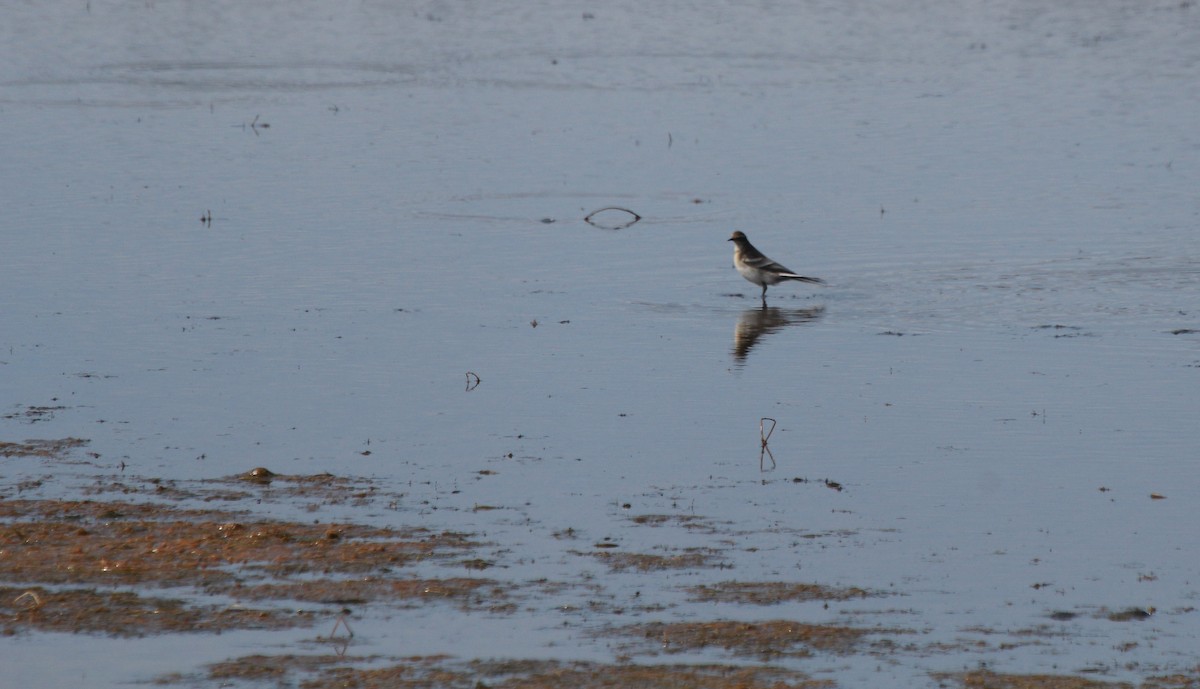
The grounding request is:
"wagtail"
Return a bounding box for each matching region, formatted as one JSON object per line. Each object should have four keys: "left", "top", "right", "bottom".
{"left": 728, "top": 231, "right": 823, "bottom": 302}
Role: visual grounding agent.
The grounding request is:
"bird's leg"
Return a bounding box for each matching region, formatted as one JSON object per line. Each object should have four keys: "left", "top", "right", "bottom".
{"left": 760, "top": 284, "right": 768, "bottom": 304}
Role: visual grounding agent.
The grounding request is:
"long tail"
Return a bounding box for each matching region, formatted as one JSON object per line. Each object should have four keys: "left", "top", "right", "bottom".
{"left": 780, "top": 274, "right": 824, "bottom": 285}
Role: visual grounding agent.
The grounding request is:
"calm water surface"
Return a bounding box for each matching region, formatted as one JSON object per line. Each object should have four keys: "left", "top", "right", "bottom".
{"left": 2, "top": 1, "right": 1198, "bottom": 686}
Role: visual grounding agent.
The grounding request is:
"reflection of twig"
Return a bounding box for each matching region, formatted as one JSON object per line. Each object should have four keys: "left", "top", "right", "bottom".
{"left": 759, "top": 417, "right": 777, "bottom": 472}
{"left": 329, "top": 611, "right": 353, "bottom": 656}
{"left": 583, "top": 207, "right": 642, "bottom": 230}
{"left": 465, "top": 371, "right": 481, "bottom": 391}
{"left": 760, "top": 444, "right": 776, "bottom": 472}
{"left": 330, "top": 612, "right": 354, "bottom": 638}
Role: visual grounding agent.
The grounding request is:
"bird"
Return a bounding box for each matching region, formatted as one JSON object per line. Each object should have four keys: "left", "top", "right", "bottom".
{"left": 728, "top": 231, "right": 823, "bottom": 303}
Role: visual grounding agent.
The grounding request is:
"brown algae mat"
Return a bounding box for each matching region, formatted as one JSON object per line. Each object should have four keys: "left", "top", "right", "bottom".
{"left": 187, "top": 657, "right": 1200, "bottom": 689}
{"left": 0, "top": 497, "right": 479, "bottom": 588}
{"left": 0, "top": 462, "right": 496, "bottom": 638}
{"left": 687, "top": 581, "right": 875, "bottom": 604}
{"left": 584, "top": 547, "right": 726, "bottom": 572}
{"left": 1, "top": 584, "right": 307, "bottom": 636}
{"left": 0, "top": 436, "right": 90, "bottom": 458}
{"left": 192, "top": 655, "right": 835, "bottom": 689}
{"left": 617, "top": 619, "right": 881, "bottom": 658}
{"left": 933, "top": 670, "right": 1200, "bottom": 689}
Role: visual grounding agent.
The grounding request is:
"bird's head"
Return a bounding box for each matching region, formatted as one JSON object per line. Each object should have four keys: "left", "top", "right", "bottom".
{"left": 728, "top": 231, "right": 747, "bottom": 242}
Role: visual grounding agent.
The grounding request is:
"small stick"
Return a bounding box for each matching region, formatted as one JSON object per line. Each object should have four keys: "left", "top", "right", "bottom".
{"left": 759, "top": 418, "right": 777, "bottom": 472}
{"left": 759, "top": 417, "right": 776, "bottom": 447}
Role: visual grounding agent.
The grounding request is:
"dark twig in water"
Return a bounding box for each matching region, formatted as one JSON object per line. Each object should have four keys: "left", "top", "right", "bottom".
{"left": 236, "top": 114, "right": 271, "bottom": 136}
{"left": 760, "top": 417, "right": 776, "bottom": 447}
{"left": 584, "top": 207, "right": 642, "bottom": 230}
{"left": 759, "top": 417, "right": 777, "bottom": 472}
{"left": 465, "top": 371, "right": 481, "bottom": 391}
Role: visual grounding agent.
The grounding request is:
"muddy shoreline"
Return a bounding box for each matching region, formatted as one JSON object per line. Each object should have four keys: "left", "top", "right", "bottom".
{"left": 2, "top": 439, "right": 1191, "bottom": 688}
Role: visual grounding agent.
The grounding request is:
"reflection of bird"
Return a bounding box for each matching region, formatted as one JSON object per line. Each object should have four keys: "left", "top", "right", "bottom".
{"left": 733, "top": 305, "right": 824, "bottom": 363}
{"left": 729, "top": 231, "right": 823, "bottom": 303}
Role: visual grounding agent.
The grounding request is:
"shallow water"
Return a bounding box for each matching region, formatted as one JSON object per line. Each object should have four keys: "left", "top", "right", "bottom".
{"left": 2, "top": 1, "right": 1199, "bottom": 686}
